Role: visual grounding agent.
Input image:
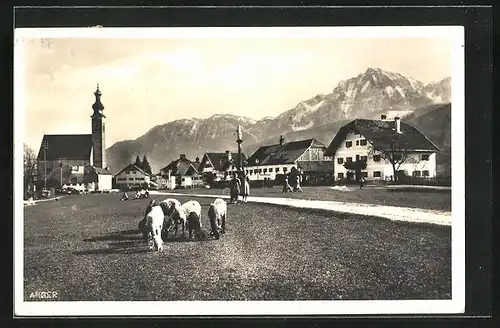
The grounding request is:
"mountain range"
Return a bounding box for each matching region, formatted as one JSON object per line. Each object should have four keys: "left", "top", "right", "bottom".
{"left": 106, "top": 67, "right": 452, "bottom": 175}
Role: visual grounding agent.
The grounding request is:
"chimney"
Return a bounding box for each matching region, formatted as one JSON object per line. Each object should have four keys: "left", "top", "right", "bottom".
{"left": 279, "top": 135, "right": 285, "bottom": 146}
{"left": 225, "top": 150, "right": 232, "bottom": 162}
{"left": 180, "top": 154, "right": 186, "bottom": 160}
{"left": 195, "top": 157, "right": 200, "bottom": 164}
{"left": 394, "top": 117, "right": 402, "bottom": 134}
{"left": 381, "top": 114, "right": 387, "bottom": 120}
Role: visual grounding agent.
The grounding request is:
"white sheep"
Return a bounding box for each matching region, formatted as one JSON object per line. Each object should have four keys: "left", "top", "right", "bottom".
{"left": 171, "top": 200, "right": 204, "bottom": 240}
{"left": 207, "top": 198, "right": 227, "bottom": 239}
{"left": 144, "top": 204, "right": 164, "bottom": 251}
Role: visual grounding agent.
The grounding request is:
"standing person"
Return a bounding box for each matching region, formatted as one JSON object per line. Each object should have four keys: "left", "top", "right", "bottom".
{"left": 229, "top": 173, "right": 241, "bottom": 204}
{"left": 295, "top": 174, "right": 303, "bottom": 192}
{"left": 242, "top": 175, "right": 250, "bottom": 203}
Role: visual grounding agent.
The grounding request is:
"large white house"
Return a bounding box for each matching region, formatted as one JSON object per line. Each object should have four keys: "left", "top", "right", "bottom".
{"left": 246, "top": 136, "right": 333, "bottom": 181}
{"left": 114, "top": 164, "right": 152, "bottom": 189}
{"left": 324, "top": 116, "right": 439, "bottom": 181}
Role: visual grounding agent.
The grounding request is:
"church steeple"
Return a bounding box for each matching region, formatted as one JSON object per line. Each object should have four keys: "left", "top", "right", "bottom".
{"left": 91, "top": 83, "right": 106, "bottom": 168}
{"left": 92, "top": 83, "right": 105, "bottom": 117}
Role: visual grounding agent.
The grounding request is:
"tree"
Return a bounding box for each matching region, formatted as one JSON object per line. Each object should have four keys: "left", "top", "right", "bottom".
{"left": 134, "top": 155, "right": 142, "bottom": 169}
{"left": 344, "top": 159, "right": 367, "bottom": 181}
{"left": 141, "top": 155, "right": 152, "bottom": 175}
{"left": 23, "top": 144, "right": 37, "bottom": 196}
{"left": 368, "top": 134, "right": 411, "bottom": 183}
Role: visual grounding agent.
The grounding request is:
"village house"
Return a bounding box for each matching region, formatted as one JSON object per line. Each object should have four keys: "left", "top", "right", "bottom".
{"left": 36, "top": 85, "right": 112, "bottom": 192}
{"left": 114, "top": 164, "right": 152, "bottom": 190}
{"left": 245, "top": 136, "right": 333, "bottom": 182}
{"left": 324, "top": 115, "right": 439, "bottom": 182}
{"left": 158, "top": 154, "right": 202, "bottom": 189}
{"left": 197, "top": 151, "right": 247, "bottom": 182}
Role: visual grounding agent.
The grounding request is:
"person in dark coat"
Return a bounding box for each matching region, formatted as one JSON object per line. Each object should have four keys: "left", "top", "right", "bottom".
{"left": 359, "top": 176, "right": 365, "bottom": 190}
{"left": 229, "top": 173, "right": 241, "bottom": 204}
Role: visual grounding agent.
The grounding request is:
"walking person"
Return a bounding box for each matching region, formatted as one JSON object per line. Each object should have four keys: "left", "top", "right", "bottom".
{"left": 229, "top": 173, "right": 241, "bottom": 204}
{"left": 359, "top": 176, "right": 365, "bottom": 190}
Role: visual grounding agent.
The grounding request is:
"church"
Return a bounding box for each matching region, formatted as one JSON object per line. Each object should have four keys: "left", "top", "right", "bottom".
{"left": 36, "top": 84, "right": 112, "bottom": 191}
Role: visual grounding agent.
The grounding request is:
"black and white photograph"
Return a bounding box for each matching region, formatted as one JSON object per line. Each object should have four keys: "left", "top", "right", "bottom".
{"left": 14, "top": 25, "right": 465, "bottom": 316}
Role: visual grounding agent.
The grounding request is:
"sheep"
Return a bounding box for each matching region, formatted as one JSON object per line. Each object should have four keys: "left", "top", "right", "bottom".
{"left": 144, "top": 204, "right": 164, "bottom": 251}
{"left": 158, "top": 198, "right": 184, "bottom": 238}
{"left": 207, "top": 198, "right": 227, "bottom": 240}
{"left": 171, "top": 200, "right": 204, "bottom": 240}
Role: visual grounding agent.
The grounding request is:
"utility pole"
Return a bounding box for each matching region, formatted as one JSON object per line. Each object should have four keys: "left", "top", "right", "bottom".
{"left": 59, "top": 160, "right": 63, "bottom": 187}
{"left": 43, "top": 139, "right": 48, "bottom": 189}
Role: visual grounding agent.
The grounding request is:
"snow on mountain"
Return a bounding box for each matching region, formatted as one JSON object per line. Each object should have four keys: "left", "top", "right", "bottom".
{"left": 292, "top": 121, "right": 315, "bottom": 131}
{"left": 422, "top": 77, "right": 451, "bottom": 103}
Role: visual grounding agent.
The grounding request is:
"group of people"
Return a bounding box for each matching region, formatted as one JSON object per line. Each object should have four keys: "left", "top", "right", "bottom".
{"left": 120, "top": 188, "right": 150, "bottom": 201}
{"left": 282, "top": 173, "right": 303, "bottom": 193}
{"left": 228, "top": 173, "right": 250, "bottom": 204}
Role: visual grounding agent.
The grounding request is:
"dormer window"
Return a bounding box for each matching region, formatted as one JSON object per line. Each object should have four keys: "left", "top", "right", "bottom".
{"left": 421, "top": 154, "right": 430, "bottom": 161}
{"left": 345, "top": 141, "right": 352, "bottom": 148}
{"left": 360, "top": 139, "right": 367, "bottom": 146}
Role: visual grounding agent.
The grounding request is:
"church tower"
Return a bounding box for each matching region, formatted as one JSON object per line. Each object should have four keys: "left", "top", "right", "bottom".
{"left": 91, "top": 83, "right": 106, "bottom": 168}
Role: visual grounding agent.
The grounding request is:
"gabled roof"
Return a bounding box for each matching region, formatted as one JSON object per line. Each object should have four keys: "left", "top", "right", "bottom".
{"left": 93, "top": 167, "right": 113, "bottom": 175}
{"left": 160, "top": 157, "right": 199, "bottom": 176}
{"left": 247, "top": 138, "right": 325, "bottom": 166}
{"left": 202, "top": 152, "right": 247, "bottom": 171}
{"left": 114, "top": 164, "right": 150, "bottom": 177}
{"left": 297, "top": 160, "right": 334, "bottom": 173}
{"left": 324, "top": 119, "right": 440, "bottom": 157}
{"left": 37, "top": 134, "right": 93, "bottom": 161}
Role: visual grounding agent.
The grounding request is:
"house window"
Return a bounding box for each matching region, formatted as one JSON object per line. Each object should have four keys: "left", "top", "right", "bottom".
{"left": 337, "top": 158, "right": 344, "bottom": 164}
{"left": 275, "top": 167, "right": 279, "bottom": 172}
{"left": 345, "top": 141, "right": 352, "bottom": 148}
{"left": 373, "top": 155, "right": 381, "bottom": 162}
{"left": 249, "top": 170, "right": 253, "bottom": 174}
{"left": 128, "top": 178, "right": 134, "bottom": 181}
{"left": 338, "top": 173, "right": 344, "bottom": 179}
{"left": 125, "top": 171, "right": 130, "bottom": 175}
{"left": 373, "top": 171, "right": 381, "bottom": 178}
{"left": 421, "top": 154, "right": 430, "bottom": 161}
{"left": 423, "top": 170, "right": 430, "bottom": 177}
{"left": 413, "top": 171, "right": 421, "bottom": 177}
{"left": 346, "top": 157, "right": 352, "bottom": 163}
{"left": 258, "top": 169, "right": 262, "bottom": 173}
{"left": 283, "top": 167, "right": 288, "bottom": 173}
{"left": 356, "top": 140, "right": 359, "bottom": 146}
{"left": 361, "top": 156, "right": 368, "bottom": 162}
{"left": 360, "top": 139, "right": 367, "bottom": 146}
{"left": 362, "top": 172, "right": 368, "bottom": 178}
{"left": 393, "top": 154, "right": 402, "bottom": 161}
{"left": 132, "top": 170, "right": 136, "bottom": 174}
{"left": 263, "top": 168, "right": 268, "bottom": 173}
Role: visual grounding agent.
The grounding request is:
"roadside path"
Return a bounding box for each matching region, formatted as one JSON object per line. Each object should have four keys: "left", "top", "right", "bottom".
{"left": 150, "top": 191, "right": 452, "bottom": 226}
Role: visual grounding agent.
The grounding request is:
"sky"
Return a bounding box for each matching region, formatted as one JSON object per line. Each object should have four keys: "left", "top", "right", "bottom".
{"left": 19, "top": 31, "right": 454, "bottom": 152}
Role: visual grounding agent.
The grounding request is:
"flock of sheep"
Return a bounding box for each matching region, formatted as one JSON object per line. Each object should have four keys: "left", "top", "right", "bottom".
{"left": 138, "top": 197, "right": 228, "bottom": 251}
